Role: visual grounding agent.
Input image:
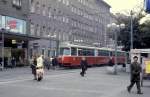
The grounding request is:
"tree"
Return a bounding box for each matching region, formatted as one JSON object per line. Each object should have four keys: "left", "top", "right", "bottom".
{"left": 113, "top": 9, "right": 148, "bottom": 51}
{"left": 140, "top": 21, "right": 150, "bottom": 48}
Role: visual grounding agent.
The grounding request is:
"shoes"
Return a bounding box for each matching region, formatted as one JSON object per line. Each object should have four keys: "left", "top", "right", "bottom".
{"left": 137, "top": 92, "right": 143, "bottom": 94}
{"left": 127, "top": 86, "right": 131, "bottom": 93}
{"left": 80, "top": 72, "right": 84, "bottom": 77}
{"left": 34, "top": 77, "right": 37, "bottom": 80}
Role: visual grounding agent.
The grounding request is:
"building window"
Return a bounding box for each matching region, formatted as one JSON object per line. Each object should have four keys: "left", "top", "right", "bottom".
{"left": 42, "top": 4, "right": 46, "bottom": 16}
{"left": 40, "top": 26, "right": 45, "bottom": 37}
{"left": 30, "top": 0, "right": 35, "bottom": 13}
{"left": 48, "top": 7, "right": 52, "bottom": 18}
{"left": 36, "top": 25, "right": 40, "bottom": 36}
{"left": 12, "top": 0, "right": 22, "bottom": 9}
{"left": 35, "top": 2, "right": 40, "bottom": 14}
{"left": 30, "top": 23, "right": 35, "bottom": 35}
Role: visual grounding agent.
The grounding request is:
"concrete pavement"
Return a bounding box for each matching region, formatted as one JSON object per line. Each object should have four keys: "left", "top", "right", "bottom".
{"left": 0, "top": 67, "right": 150, "bottom": 97}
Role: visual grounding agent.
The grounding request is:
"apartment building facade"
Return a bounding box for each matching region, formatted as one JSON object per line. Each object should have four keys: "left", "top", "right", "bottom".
{"left": 28, "top": 0, "right": 111, "bottom": 57}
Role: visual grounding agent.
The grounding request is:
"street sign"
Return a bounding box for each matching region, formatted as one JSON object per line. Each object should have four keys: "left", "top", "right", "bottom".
{"left": 144, "top": 0, "right": 150, "bottom": 13}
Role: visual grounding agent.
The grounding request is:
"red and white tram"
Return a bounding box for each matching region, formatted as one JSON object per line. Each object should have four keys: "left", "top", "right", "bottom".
{"left": 58, "top": 43, "right": 126, "bottom": 67}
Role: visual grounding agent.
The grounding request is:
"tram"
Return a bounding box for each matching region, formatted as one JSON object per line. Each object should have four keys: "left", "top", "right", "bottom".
{"left": 58, "top": 43, "right": 126, "bottom": 67}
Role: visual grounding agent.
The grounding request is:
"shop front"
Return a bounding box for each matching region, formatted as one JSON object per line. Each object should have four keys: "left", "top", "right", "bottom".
{"left": 0, "top": 15, "right": 33, "bottom": 68}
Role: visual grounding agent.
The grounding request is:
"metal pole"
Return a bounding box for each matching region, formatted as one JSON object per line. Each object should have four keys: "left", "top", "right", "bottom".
{"left": 1, "top": 29, "right": 4, "bottom": 70}
{"left": 50, "top": 37, "right": 52, "bottom": 57}
{"left": 130, "top": 10, "right": 133, "bottom": 50}
{"left": 114, "top": 28, "right": 117, "bottom": 74}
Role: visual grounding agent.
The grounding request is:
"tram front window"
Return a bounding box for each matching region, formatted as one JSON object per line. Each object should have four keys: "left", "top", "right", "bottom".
{"left": 60, "top": 48, "right": 70, "bottom": 56}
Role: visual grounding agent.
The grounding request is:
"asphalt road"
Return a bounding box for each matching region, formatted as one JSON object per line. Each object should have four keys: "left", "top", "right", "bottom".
{"left": 0, "top": 67, "right": 150, "bottom": 97}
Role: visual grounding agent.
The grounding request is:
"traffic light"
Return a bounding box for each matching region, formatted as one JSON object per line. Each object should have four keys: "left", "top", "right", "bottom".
{"left": 144, "top": 0, "right": 150, "bottom": 13}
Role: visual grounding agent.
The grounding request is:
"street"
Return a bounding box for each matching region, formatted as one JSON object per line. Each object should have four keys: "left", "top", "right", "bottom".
{"left": 0, "top": 67, "right": 150, "bottom": 97}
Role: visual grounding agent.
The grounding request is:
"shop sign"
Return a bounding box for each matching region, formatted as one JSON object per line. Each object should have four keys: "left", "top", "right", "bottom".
{"left": 0, "top": 15, "right": 26, "bottom": 34}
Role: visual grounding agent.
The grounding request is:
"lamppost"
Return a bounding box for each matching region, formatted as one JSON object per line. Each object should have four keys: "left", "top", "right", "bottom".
{"left": 130, "top": 10, "right": 134, "bottom": 50}
{"left": 48, "top": 34, "right": 56, "bottom": 57}
{"left": 107, "top": 23, "right": 125, "bottom": 74}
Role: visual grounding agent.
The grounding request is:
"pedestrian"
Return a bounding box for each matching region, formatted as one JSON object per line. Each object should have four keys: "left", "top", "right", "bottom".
{"left": 80, "top": 57, "right": 88, "bottom": 77}
{"left": 36, "top": 55, "right": 44, "bottom": 81}
{"left": 108, "top": 57, "right": 114, "bottom": 66}
{"left": 127, "top": 56, "right": 143, "bottom": 94}
{"left": 44, "top": 57, "right": 51, "bottom": 70}
{"left": 52, "top": 56, "right": 58, "bottom": 70}
{"left": 30, "top": 56, "right": 37, "bottom": 80}
{"left": 11, "top": 57, "right": 16, "bottom": 68}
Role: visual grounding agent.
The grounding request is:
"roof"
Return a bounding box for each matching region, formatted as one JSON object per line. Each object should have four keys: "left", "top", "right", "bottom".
{"left": 101, "top": 0, "right": 111, "bottom": 8}
{"left": 60, "top": 42, "right": 125, "bottom": 52}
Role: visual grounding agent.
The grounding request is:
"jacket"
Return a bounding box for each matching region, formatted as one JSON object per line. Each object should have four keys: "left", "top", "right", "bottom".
{"left": 37, "top": 56, "right": 44, "bottom": 68}
{"left": 130, "top": 62, "right": 142, "bottom": 82}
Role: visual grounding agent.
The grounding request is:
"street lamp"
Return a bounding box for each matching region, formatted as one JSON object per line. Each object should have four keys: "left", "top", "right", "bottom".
{"left": 48, "top": 34, "right": 57, "bottom": 57}
{"left": 107, "top": 23, "right": 125, "bottom": 74}
{"left": 130, "top": 10, "right": 134, "bottom": 50}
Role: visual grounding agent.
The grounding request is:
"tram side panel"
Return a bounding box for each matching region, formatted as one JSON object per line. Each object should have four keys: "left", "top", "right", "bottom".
{"left": 58, "top": 56, "right": 111, "bottom": 67}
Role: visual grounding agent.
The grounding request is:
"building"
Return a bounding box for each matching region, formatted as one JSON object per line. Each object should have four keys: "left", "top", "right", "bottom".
{"left": 28, "top": 0, "right": 111, "bottom": 57}
{"left": 0, "top": 0, "right": 33, "bottom": 67}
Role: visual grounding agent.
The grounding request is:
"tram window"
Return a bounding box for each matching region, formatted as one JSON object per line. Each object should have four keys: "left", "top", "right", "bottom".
{"left": 71, "top": 47, "right": 77, "bottom": 56}
{"left": 98, "top": 50, "right": 109, "bottom": 56}
{"left": 78, "top": 48, "right": 94, "bottom": 56}
{"left": 78, "top": 48, "right": 83, "bottom": 56}
{"left": 112, "top": 51, "right": 115, "bottom": 56}
{"left": 88, "top": 49, "right": 94, "bottom": 56}
{"left": 117, "top": 52, "right": 124, "bottom": 56}
{"left": 60, "top": 48, "right": 70, "bottom": 55}
{"left": 110, "top": 51, "right": 113, "bottom": 56}
{"left": 83, "top": 49, "right": 94, "bottom": 56}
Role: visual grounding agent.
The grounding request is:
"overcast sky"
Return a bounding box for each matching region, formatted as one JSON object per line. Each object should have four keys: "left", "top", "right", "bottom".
{"left": 103, "top": 0, "right": 143, "bottom": 13}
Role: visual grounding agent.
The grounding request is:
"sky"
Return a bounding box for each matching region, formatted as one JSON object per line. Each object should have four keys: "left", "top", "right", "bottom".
{"left": 103, "top": 0, "right": 149, "bottom": 24}
{"left": 103, "top": 0, "right": 143, "bottom": 13}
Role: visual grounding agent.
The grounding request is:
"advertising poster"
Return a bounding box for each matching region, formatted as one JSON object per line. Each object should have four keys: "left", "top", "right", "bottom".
{"left": 145, "top": 60, "right": 150, "bottom": 74}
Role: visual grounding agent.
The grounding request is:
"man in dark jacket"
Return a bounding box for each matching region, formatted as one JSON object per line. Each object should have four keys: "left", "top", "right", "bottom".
{"left": 80, "top": 57, "right": 88, "bottom": 77}
{"left": 30, "top": 56, "right": 37, "bottom": 80}
{"left": 127, "top": 56, "right": 143, "bottom": 94}
{"left": 52, "top": 57, "right": 58, "bottom": 70}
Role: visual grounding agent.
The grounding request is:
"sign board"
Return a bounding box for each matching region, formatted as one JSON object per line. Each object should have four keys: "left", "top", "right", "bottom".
{"left": 144, "top": 0, "right": 150, "bottom": 13}
{"left": 0, "top": 15, "right": 27, "bottom": 34}
{"left": 145, "top": 60, "right": 150, "bottom": 73}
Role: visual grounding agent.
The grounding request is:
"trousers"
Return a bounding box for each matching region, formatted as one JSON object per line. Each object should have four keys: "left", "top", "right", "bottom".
{"left": 128, "top": 81, "right": 141, "bottom": 92}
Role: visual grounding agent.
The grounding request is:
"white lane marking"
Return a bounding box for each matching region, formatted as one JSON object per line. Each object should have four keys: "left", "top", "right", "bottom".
{"left": 0, "top": 71, "right": 78, "bottom": 85}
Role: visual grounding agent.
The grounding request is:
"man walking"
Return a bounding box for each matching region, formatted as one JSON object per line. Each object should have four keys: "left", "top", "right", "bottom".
{"left": 52, "top": 57, "right": 58, "bottom": 70}
{"left": 127, "top": 56, "right": 143, "bottom": 94}
{"left": 80, "top": 57, "right": 88, "bottom": 77}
